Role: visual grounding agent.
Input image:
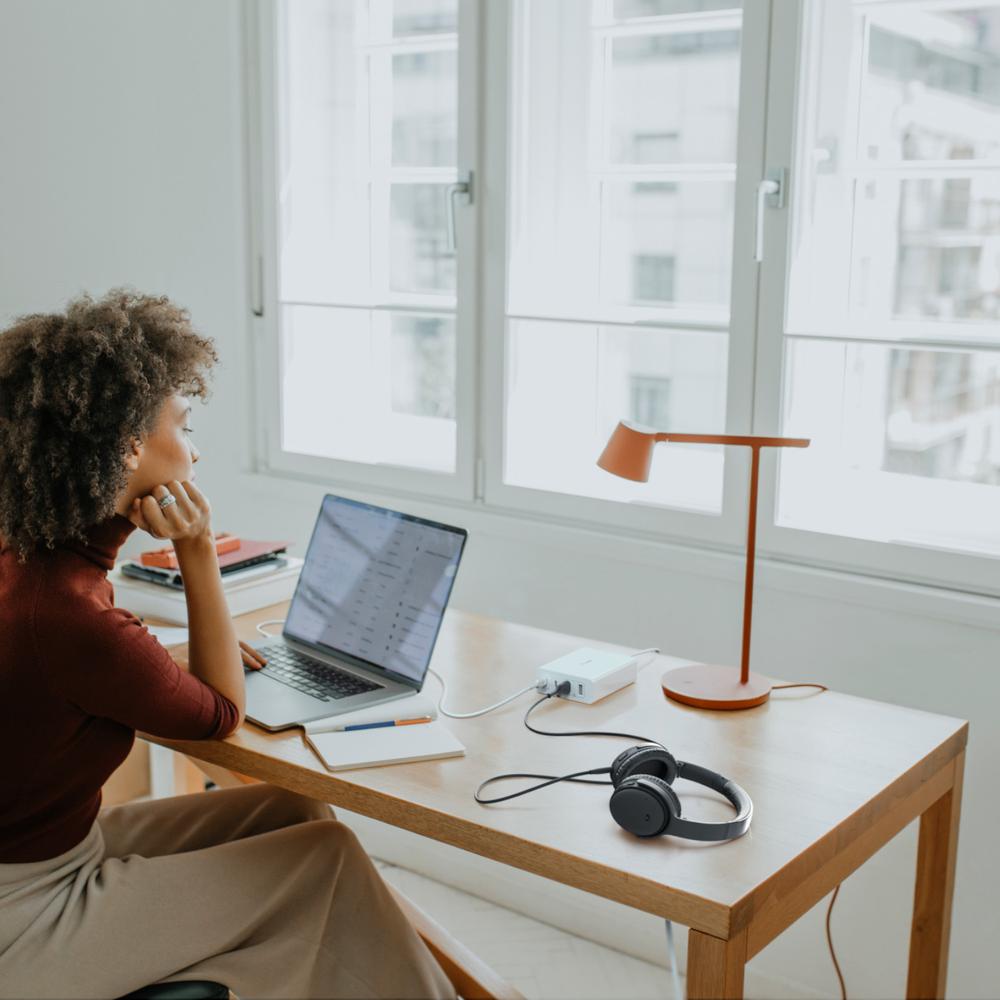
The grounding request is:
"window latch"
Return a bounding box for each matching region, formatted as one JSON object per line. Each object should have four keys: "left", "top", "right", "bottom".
{"left": 754, "top": 168, "right": 787, "bottom": 263}
{"left": 446, "top": 171, "right": 474, "bottom": 253}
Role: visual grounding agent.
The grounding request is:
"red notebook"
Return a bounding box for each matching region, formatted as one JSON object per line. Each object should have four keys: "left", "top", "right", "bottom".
{"left": 140, "top": 537, "right": 288, "bottom": 572}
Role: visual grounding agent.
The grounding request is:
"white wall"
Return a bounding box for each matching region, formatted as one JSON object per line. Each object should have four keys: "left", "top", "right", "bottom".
{"left": 1, "top": 3, "right": 996, "bottom": 998}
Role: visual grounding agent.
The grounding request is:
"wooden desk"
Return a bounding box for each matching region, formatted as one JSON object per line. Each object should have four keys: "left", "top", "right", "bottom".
{"left": 144, "top": 603, "right": 967, "bottom": 999}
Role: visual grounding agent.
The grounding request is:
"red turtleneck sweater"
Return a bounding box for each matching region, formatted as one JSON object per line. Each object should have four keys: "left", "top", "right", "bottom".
{"left": 0, "top": 515, "right": 240, "bottom": 861}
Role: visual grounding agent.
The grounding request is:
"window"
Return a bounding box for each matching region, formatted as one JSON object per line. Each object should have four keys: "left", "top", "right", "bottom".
{"left": 772, "top": 0, "right": 1000, "bottom": 576}
{"left": 253, "top": 0, "right": 1000, "bottom": 595}
{"left": 500, "top": 0, "right": 749, "bottom": 521}
{"left": 268, "top": 0, "right": 465, "bottom": 487}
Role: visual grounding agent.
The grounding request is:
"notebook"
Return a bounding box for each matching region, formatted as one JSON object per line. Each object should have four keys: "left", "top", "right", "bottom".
{"left": 303, "top": 693, "right": 439, "bottom": 735}
{"left": 302, "top": 722, "right": 465, "bottom": 772}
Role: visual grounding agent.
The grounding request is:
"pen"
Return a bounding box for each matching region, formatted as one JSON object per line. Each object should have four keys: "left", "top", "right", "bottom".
{"left": 341, "top": 716, "right": 434, "bottom": 732}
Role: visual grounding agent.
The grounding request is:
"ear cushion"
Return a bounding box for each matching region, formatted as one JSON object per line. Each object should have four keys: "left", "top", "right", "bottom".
{"left": 610, "top": 745, "right": 678, "bottom": 787}
{"left": 609, "top": 775, "right": 682, "bottom": 837}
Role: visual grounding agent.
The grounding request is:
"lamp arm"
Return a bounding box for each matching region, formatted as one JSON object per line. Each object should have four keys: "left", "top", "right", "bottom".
{"left": 658, "top": 433, "right": 809, "bottom": 449}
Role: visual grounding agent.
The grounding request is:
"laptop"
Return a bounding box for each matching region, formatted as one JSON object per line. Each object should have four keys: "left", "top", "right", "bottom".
{"left": 246, "top": 494, "right": 467, "bottom": 731}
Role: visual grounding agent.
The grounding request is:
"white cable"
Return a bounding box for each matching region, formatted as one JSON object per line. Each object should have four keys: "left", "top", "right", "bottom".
{"left": 427, "top": 667, "right": 541, "bottom": 719}
{"left": 256, "top": 618, "right": 286, "bottom": 639}
{"left": 665, "top": 919, "right": 682, "bottom": 1000}
{"left": 632, "top": 647, "right": 660, "bottom": 670}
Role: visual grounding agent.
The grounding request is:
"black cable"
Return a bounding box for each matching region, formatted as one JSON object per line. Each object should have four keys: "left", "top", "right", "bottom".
{"left": 524, "top": 690, "right": 662, "bottom": 746}
{"left": 475, "top": 689, "right": 663, "bottom": 804}
{"left": 475, "top": 767, "right": 612, "bottom": 804}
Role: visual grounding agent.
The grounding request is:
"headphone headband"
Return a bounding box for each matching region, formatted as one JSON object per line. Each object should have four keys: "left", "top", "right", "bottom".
{"left": 666, "top": 760, "right": 753, "bottom": 842}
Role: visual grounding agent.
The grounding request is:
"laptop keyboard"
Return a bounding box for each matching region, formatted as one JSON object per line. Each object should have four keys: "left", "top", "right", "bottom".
{"left": 259, "top": 645, "right": 381, "bottom": 702}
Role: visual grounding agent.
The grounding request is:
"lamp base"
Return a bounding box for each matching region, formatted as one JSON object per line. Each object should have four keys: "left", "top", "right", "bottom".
{"left": 661, "top": 664, "right": 771, "bottom": 710}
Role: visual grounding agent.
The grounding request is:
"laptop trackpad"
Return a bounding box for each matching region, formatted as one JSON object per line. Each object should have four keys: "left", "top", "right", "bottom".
{"left": 244, "top": 669, "right": 324, "bottom": 729}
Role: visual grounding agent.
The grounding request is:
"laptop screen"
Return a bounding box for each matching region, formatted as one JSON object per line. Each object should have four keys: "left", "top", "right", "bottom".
{"left": 283, "top": 495, "right": 467, "bottom": 686}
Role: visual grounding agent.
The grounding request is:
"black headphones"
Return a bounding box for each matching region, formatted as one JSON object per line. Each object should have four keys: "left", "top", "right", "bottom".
{"left": 608, "top": 744, "right": 752, "bottom": 841}
{"left": 475, "top": 742, "right": 752, "bottom": 842}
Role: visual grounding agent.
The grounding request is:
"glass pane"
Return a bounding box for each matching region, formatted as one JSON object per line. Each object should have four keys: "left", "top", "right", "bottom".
{"left": 862, "top": 9, "right": 1000, "bottom": 162}
{"left": 778, "top": 338, "right": 1000, "bottom": 555}
{"left": 390, "top": 184, "right": 455, "bottom": 294}
{"left": 608, "top": 29, "right": 741, "bottom": 164}
{"left": 281, "top": 305, "right": 456, "bottom": 472}
{"left": 614, "top": 0, "right": 740, "bottom": 17}
{"left": 602, "top": 181, "right": 734, "bottom": 307}
{"left": 278, "top": 0, "right": 370, "bottom": 303}
{"left": 390, "top": 314, "right": 455, "bottom": 419}
{"left": 392, "top": 50, "right": 457, "bottom": 166}
{"left": 392, "top": 0, "right": 457, "bottom": 37}
{"left": 278, "top": 0, "right": 459, "bottom": 304}
{"left": 849, "top": 175, "right": 1000, "bottom": 324}
{"left": 788, "top": 2, "right": 1000, "bottom": 334}
{"left": 505, "top": 320, "right": 727, "bottom": 512}
{"left": 509, "top": 0, "right": 743, "bottom": 321}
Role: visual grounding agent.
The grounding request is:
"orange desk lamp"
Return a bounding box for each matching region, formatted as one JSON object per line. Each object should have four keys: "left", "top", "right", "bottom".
{"left": 597, "top": 421, "right": 810, "bottom": 710}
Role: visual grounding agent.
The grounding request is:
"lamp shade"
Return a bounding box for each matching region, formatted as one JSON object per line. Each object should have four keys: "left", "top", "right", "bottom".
{"left": 596, "top": 421, "right": 658, "bottom": 482}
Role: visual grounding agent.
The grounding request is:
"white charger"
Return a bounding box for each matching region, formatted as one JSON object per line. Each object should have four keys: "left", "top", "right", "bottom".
{"left": 535, "top": 647, "right": 639, "bottom": 704}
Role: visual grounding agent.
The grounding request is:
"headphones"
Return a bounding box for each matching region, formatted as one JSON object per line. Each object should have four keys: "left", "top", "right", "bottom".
{"left": 607, "top": 744, "right": 752, "bottom": 841}
{"left": 475, "top": 742, "right": 752, "bottom": 842}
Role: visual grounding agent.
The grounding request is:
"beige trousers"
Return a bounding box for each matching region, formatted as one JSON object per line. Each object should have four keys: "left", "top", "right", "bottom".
{"left": 0, "top": 783, "right": 457, "bottom": 999}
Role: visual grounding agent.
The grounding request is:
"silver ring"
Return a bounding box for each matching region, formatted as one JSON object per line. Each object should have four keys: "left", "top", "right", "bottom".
{"left": 157, "top": 493, "right": 177, "bottom": 510}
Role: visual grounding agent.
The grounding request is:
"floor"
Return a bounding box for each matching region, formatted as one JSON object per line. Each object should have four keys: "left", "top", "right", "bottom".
{"left": 373, "top": 858, "right": 683, "bottom": 1000}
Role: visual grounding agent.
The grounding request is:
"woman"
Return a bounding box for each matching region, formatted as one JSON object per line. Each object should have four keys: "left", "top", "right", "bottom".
{"left": 0, "top": 290, "right": 456, "bottom": 999}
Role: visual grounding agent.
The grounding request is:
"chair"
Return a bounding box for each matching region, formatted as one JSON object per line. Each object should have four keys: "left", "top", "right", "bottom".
{"left": 119, "top": 982, "right": 231, "bottom": 999}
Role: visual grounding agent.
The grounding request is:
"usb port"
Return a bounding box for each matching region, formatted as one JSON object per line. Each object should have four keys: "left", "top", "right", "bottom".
{"left": 577, "top": 683, "right": 584, "bottom": 695}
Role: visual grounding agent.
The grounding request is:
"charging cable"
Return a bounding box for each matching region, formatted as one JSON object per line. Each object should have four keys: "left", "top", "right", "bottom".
{"left": 427, "top": 667, "right": 543, "bottom": 719}
{"left": 255, "top": 618, "right": 286, "bottom": 639}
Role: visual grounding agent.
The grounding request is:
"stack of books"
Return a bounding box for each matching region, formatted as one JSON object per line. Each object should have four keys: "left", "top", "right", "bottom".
{"left": 110, "top": 536, "right": 303, "bottom": 625}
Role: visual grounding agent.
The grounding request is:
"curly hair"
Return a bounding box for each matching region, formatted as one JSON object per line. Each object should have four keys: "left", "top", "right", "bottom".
{"left": 0, "top": 289, "right": 218, "bottom": 561}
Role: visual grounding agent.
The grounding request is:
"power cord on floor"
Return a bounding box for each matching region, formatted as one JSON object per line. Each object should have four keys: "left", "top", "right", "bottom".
{"left": 827, "top": 883, "right": 847, "bottom": 999}
{"left": 664, "top": 919, "right": 681, "bottom": 1000}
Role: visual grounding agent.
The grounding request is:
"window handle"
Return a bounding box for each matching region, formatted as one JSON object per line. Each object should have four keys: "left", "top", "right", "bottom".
{"left": 754, "top": 168, "right": 786, "bottom": 263}
{"left": 446, "top": 171, "right": 474, "bottom": 253}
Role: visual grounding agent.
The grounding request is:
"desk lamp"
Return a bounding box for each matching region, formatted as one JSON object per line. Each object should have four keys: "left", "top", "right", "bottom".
{"left": 597, "top": 421, "right": 810, "bottom": 710}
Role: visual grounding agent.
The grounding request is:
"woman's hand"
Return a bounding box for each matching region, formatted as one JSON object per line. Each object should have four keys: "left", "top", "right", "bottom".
{"left": 240, "top": 640, "right": 267, "bottom": 671}
{"left": 127, "top": 480, "right": 212, "bottom": 542}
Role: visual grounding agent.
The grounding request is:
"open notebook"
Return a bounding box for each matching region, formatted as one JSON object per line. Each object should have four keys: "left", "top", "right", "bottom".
{"left": 302, "top": 722, "right": 465, "bottom": 772}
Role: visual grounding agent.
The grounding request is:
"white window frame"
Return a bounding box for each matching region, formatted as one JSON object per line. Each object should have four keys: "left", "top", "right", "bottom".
{"left": 246, "top": 0, "right": 481, "bottom": 504}
{"left": 754, "top": 0, "right": 1000, "bottom": 598}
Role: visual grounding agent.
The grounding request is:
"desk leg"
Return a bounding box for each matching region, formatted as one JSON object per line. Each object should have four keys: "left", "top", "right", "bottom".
{"left": 687, "top": 927, "right": 747, "bottom": 1000}
{"left": 148, "top": 743, "right": 176, "bottom": 798}
{"left": 907, "top": 751, "right": 965, "bottom": 999}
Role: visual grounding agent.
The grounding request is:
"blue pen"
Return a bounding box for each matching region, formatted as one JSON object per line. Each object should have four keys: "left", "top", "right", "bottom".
{"left": 342, "top": 716, "right": 433, "bottom": 732}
